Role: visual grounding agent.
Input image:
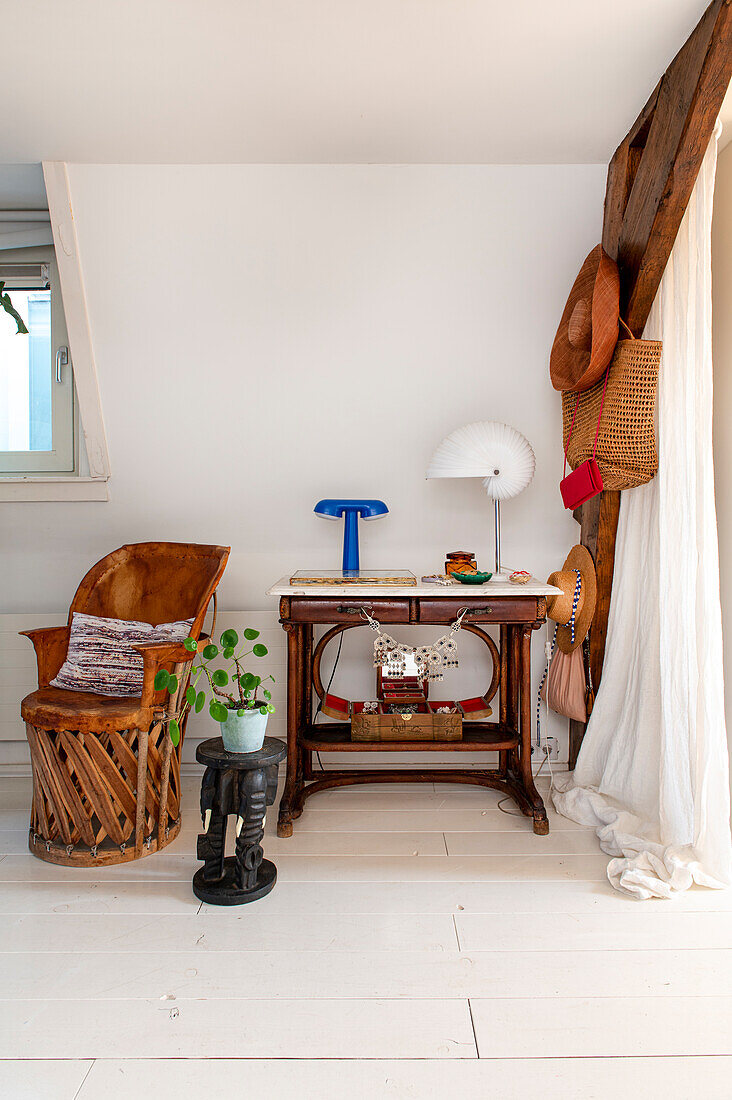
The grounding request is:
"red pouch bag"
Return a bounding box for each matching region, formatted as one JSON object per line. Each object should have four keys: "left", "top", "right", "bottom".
{"left": 560, "top": 458, "right": 604, "bottom": 509}
{"left": 559, "top": 367, "right": 609, "bottom": 510}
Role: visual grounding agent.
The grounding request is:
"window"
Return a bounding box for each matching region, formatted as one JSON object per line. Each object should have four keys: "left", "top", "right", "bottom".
{"left": 0, "top": 164, "right": 109, "bottom": 499}
{"left": 0, "top": 248, "right": 74, "bottom": 474}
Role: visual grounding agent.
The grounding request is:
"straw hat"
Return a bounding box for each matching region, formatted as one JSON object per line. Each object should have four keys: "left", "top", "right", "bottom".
{"left": 550, "top": 245, "right": 620, "bottom": 393}
{"left": 546, "top": 544, "right": 597, "bottom": 654}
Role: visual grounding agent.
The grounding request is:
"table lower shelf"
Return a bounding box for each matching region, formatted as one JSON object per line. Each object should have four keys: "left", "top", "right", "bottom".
{"left": 299, "top": 722, "right": 519, "bottom": 753}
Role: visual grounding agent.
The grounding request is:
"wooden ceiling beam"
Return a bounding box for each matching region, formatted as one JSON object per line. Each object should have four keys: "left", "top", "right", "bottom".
{"left": 569, "top": 0, "right": 732, "bottom": 769}
{"left": 619, "top": 0, "right": 732, "bottom": 333}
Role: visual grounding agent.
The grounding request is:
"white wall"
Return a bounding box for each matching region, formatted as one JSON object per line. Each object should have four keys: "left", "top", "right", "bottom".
{"left": 2, "top": 163, "right": 606, "bottom": 765}
{"left": 1, "top": 0, "right": 703, "bottom": 164}
{"left": 712, "top": 143, "right": 732, "bottom": 784}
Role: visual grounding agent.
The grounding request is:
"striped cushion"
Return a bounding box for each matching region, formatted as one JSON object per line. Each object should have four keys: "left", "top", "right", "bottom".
{"left": 50, "top": 612, "right": 195, "bottom": 698}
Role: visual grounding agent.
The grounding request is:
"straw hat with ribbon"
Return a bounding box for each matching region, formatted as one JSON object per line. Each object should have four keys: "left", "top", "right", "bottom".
{"left": 546, "top": 544, "right": 597, "bottom": 653}
{"left": 550, "top": 245, "right": 620, "bottom": 393}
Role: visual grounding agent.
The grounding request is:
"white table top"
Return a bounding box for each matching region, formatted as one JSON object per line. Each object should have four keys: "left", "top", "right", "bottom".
{"left": 267, "top": 575, "right": 561, "bottom": 598}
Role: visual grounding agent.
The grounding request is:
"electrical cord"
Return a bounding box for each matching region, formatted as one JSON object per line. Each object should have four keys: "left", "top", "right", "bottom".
{"left": 313, "top": 629, "right": 344, "bottom": 772}
{"left": 497, "top": 797, "right": 523, "bottom": 817}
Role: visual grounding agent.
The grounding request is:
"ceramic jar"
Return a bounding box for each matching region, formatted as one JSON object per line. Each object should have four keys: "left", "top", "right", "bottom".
{"left": 219, "top": 707, "right": 269, "bottom": 753}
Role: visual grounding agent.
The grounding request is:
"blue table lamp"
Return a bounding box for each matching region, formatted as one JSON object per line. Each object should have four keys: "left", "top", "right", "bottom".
{"left": 314, "top": 499, "right": 388, "bottom": 573}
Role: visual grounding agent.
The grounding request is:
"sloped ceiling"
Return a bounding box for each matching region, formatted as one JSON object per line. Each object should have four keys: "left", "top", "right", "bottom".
{"left": 0, "top": 0, "right": 717, "bottom": 164}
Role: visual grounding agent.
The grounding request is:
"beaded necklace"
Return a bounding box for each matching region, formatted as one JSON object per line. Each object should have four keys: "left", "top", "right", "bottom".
{"left": 359, "top": 606, "right": 469, "bottom": 683}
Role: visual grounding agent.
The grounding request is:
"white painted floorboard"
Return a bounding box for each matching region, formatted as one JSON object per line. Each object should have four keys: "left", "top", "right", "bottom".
{"left": 72, "top": 1057, "right": 732, "bottom": 1100}
{"left": 0, "top": 998, "right": 476, "bottom": 1059}
{"left": 0, "top": 850, "right": 612, "bottom": 883}
{"left": 2, "top": 875, "right": 730, "bottom": 915}
{"left": 0, "top": 1059, "right": 92, "bottom": 1100}
{"left": 1, "top": 776, "right": 731, "bottom": 1096}
{"left": 3, "top": 912, "right": 459, "bottom": 953}
{"left": 470, "top": 996, "right": 732, "bottom": 1058}
{"left": 5, "top": 947, "right": 732, "bottom": 1000}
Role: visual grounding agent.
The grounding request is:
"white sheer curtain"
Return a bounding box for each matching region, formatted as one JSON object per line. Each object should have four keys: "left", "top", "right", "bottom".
{"left": 553, "top": 125, "right": 732, "bottom": 899}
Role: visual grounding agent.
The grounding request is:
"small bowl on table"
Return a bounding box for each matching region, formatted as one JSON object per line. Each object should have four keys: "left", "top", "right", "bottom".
{"left": 453, "top": 571, "right": 493, "bottom": 585}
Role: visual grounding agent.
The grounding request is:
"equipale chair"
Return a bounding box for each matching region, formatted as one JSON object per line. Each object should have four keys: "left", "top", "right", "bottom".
{"left": 20, "top": 542, "right": 230, "bottom": 866}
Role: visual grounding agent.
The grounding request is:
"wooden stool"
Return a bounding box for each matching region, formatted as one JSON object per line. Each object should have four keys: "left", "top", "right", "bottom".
{"left": 193, "top": 737, "right": 286, "bottom": 905}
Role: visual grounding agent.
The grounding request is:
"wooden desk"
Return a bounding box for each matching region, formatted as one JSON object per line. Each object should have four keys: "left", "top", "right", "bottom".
{"left": 267, "top": 578, "right": 560, "bottom": 838}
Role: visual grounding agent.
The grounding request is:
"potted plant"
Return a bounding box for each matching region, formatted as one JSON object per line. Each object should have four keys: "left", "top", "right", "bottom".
{"left": 154, "top": 627, "right": 275, "bottom": 753}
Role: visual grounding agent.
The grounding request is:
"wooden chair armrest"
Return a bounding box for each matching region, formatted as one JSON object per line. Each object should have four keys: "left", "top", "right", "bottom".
{"left": 19, "top": 626, "right": 71, "bottom": 688}
{"left": 133, "top": 639, "right": 203, "bottom": 708}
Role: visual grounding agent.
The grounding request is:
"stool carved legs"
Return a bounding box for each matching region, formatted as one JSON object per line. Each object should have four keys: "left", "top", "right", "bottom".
{"left": 194, "top": 760, "right": 280, "bottom": 904}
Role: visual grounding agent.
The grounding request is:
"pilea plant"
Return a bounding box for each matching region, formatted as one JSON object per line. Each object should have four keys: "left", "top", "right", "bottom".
{"left": 154, "top": 627, "right": 275, "bottom": 745}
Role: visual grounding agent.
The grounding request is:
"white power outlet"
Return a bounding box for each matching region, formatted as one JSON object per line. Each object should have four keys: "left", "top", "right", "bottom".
{"left": 532, "top": 736, "right": 559, "bottom": 761}
{"left": 542, "top": 736, "right": 559, "bottom": 760}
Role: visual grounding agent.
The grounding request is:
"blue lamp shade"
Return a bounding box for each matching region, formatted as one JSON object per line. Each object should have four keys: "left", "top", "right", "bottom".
{"left": 314, "top": 499, "right": 388, "bottom": 573}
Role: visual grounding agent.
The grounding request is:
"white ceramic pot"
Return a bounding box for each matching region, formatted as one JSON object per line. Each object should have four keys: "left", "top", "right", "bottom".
{"left": 219, "top": 707, "right": 269, "bottom": 753}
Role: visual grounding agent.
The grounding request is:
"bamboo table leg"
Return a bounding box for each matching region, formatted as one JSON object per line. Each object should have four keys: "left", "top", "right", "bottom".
{"left": 498, "top": 624, "right": 508, "bottom": 776}
{"left": 519, "top": 624, "right": 549, "bottom": 835}
{"left": 277, "top": 623, "right": 301, "bottom": 837}
{"left": 295, "top": 623, "right": 313, "bottom": 800}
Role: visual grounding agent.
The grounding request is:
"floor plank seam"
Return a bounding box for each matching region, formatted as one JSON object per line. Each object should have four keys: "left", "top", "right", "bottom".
{"left": 467, "top": 999, "right": 480, "bottom": 1059}
{"left": 7, "top": 1054, "right": 732, "bottom": 1063}
{"left": 452, "top": 914, "right": 462, "bottom": 951}
{"left": 72, "top": 1058, "right": 95, "bottom": 1098}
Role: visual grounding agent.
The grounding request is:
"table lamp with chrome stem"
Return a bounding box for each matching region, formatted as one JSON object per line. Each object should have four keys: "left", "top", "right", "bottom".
{"left": 426, "top": 421, "right": 536, "bottom": 580}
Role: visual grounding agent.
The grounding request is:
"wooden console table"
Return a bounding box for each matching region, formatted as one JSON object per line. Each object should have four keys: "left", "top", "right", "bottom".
{"left": 267, "top": 577, "right": 560, "bottom": 838}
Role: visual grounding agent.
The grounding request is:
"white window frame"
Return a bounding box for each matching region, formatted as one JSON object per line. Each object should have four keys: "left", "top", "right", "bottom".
{"left": 0, "top": 249, "right": 75, "bottom": 473}
{"left": 0, "top": 162, "right": 110, "bottom": 502}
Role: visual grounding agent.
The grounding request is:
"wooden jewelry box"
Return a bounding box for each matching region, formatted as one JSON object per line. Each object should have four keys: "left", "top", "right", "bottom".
{"left": 321, "top": 667, "right": 493, "bottom": 742}
{"left": 351, "top": 700, "right": 462, "bottom": 742}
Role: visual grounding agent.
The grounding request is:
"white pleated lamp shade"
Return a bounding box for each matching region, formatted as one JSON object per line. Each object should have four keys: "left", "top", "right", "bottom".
{"left": 426, "top": 421, "right": 536, "bottom": 501}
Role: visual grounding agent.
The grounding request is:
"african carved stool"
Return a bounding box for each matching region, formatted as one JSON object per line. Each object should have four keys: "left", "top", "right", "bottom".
{"left": 193, "top": 736, "right": 286, "bottom": 905}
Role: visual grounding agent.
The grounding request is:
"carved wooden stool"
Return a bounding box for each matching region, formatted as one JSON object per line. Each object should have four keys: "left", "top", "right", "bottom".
{"left": 193, "top": 736, "right": 286, "bottom": 905}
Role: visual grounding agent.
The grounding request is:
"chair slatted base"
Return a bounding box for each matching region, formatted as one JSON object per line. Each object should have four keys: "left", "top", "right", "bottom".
{"left": 25, "top": 719, "right": 183, "bottom": 867}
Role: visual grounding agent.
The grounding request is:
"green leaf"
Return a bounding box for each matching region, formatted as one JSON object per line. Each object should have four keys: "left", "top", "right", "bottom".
{"left": 211, "top": 669, "right": 229, "bottom": 687}
{"left": 154, "top": 669, "right": 170, "bottom": 691}
{"left": 263, "top": 689, "right": 272, "bottom": 700}
{"left": 240, "top": 672, "right": 256, "bottom": 690}
{"left": 169, "top": 718, "right": 180, "bottom": 746}
{"left": 210, "top": 701, "right": 229, "bottom": 723}
{"left": 185, "top": 686, "right": 196, "bottom": 706}
{"left": 253, "top": 643, "right": 268, "bottom": 657}
{"left": 259, "top": 706, "right": 268, "bottom": 715}
{"left": 195, "top": 690, "right": 206, "bottom": 713}
{"left": 222, "top": 646, "right": 235, "bottom": 659}
{"left": 243, "top": 628, "right": 260, "bottom": 640}
{"left": 237, "top": 709, "right": 246, "bottom": 717}
{"left": 167, "top": 674, "right": 178, "bottom": 694}
{"left": 202, "top": 644, "right": 218, "bottom": 660}
{"left": 183, "top": 637, "right": 198, "bottom": 652}
{"left": 0, "top": 284, "right": 28, "bottom": 335}
{"left": 266, "top": 703, "right": 275, "bottom": 714}
{"left": 220, "top": 629, "right": 239, "bottom": 648}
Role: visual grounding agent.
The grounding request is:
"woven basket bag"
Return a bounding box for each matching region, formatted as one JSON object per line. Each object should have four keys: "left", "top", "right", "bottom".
{"left": 562, "top": 334, "right": 662, "bottom": 490}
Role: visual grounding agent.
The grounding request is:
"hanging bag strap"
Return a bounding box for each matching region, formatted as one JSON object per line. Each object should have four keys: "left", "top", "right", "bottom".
{"left": 562, "top": 318, "right": 634, "bottom": 478}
